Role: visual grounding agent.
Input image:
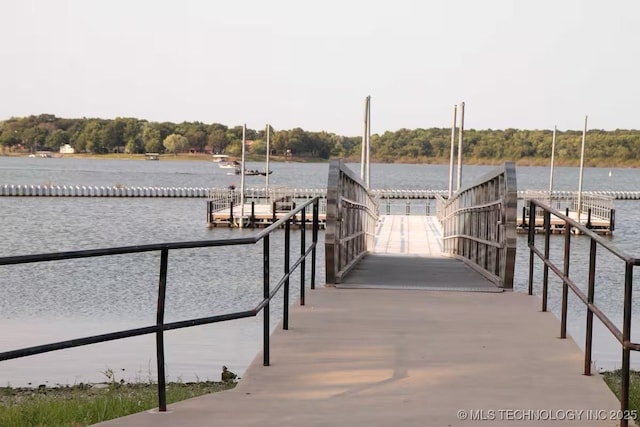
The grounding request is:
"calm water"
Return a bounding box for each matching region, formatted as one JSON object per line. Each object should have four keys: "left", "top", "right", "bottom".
{"left": 1, "top": 156, "right": 640, "bottom": 386}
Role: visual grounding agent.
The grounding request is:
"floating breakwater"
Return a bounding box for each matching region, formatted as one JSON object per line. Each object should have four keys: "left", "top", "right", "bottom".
{"left": 0, "top": 184, "right": 211, "bottom": 198}
{"left": 2, "top": 184, "right": 640, "bottom": 200}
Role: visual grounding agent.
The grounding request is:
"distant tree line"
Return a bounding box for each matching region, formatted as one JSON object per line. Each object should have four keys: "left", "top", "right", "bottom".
{"left": 0, "top": 114, "right": 349, "bottom": 159}
{"left": 1, "top": 114, "right": 640, "bottom": 165}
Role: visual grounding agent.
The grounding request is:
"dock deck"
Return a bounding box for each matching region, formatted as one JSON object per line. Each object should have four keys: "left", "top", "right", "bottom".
{"left": 517, "top": 210, "right": 613, "bottom": 234}
{"left": 95, "top": 215, "right": 622, "bottom": 427}
{"left": 209, "top": 203, "right": 327, "bottom": 228}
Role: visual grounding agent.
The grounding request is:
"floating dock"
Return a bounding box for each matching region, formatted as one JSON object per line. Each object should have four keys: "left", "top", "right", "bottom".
{"left": 207, "top": 188, "right": 328, "bottom": 229}
{"left": 208, "top": 202, "right": 327, "bottom": 229}
{"left": 517, "top": 191, "right": 615, "bottom": 235}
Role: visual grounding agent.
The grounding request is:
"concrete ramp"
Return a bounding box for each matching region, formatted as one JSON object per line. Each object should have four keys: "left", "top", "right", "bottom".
{"left": 339, "top": 215, "right": 500, "bottom": 292}
{"left": 337, "top": 254, "right": 501, "bottom": 292}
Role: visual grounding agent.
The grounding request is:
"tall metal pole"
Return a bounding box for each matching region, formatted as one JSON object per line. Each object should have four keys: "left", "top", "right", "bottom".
{"left": 240, "top": 124, "right": 246, "bottom": 228}
{"left": 548, "top": 125, "right": 557, "bottom": 203}
{"left": 576, "top": 115, "right": 588, "bottom": 223}
{"left": 361, "top": 96, "right": 368, "bottom": 181}
{"left": 456, "top": 101, "right": 465, "bottom": 191}
{"left": 265, "top": 124, "right": 270, "bottom": 193}
{"left": 365, "top": 96, "right": 371, "bottom": 188}
{"left": 448, "top": 104, "right": 457, "bottom": 198}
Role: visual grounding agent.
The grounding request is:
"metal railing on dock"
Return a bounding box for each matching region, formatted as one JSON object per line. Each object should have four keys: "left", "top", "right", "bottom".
{"left": 527, "top": 199, "right": 640, "bottom": 427}
{"left": 0, "top": 197, "right": 322, "bottom": 413}
{"left": 325, "top": 159, "right": 378, "bottom": 284}
{"left": 436, "top": 162, "right": 518, "bottom": 289}
{"left": 519, "top": 190, "right": 615, "bottom": 234}
{"left": 206, "top": 187, "right": 327, "bottom": 228}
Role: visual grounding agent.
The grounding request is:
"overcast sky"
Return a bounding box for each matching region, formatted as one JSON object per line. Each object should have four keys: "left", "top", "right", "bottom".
{"left": 2, "top": 0, "right": 639, "bottom": 135}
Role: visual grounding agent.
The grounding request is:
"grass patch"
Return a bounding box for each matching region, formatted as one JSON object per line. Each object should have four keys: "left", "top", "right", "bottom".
{"left": 0, "top": 380, "right": 236, "bottom": 427}
{"left": 602, "top": 370, "right": 640, "bottom": 412}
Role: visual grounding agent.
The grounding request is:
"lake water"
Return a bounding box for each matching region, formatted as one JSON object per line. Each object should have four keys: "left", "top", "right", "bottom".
{"left": 1, "top": 156, "right": 640, "bottom": 387}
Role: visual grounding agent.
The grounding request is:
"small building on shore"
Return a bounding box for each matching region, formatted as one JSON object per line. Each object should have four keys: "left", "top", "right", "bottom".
{"left": 60, "top": 144, "right": 75, "bottom": 154}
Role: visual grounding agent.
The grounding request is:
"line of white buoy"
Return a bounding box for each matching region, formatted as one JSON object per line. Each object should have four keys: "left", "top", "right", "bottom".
{"left": 2, "top": 184, "right": 640, "bottom": 200}
{"left": 0, "top": 185, "right": 211, "bottom": 197}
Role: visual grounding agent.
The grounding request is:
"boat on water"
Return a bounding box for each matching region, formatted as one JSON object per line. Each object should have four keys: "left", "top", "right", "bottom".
{"left": 227, "top": 167, "right": 273, "bottom": 176}
{"left": 28, "top": 151, "right": 53, "bottom": 158}
{"left": 212, "top": 154, "right": 228, "bottom": 163}
{"left": 244, "top": 169, "right": 272, "bottom": 176}
{"left": 213, "top": 154, "right": 240, "bottom": 168}
{"left": 145, "top": 153, "right": 160, "bottom": 160}
{"left": 220, "top": 161, "right": 240, "bottom": 169}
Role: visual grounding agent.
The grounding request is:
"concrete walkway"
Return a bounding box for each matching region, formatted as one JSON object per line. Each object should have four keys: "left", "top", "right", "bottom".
{"left": 95, "top": 288, "right": 621, "bottom": 427}
{"left": 94, "top": 216, "right": 623, "bottom": 426}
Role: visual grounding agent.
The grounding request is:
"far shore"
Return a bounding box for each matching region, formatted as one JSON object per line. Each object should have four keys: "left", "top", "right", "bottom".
{"left": 1, "top": 151, "right": 637, "bottom": 168}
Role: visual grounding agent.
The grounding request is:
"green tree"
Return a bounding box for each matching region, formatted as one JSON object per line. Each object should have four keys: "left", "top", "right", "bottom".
{"left": 208, "top": 129, "right": 229, "bottom": 154}
{"left": 142, "top": 123, "right": 163, "bottom": 153}
{"left": 163, "top": 133, "right": 188, "bottom": 155}
{"left": 123, "top": 118, "right": 143, "bottom": 154}
{"left": 22, "top": 126, "right": 49, "bottom": 152}
{"left": 249, "top": 139, "right": 267, "bottom": 156}
{"left": 101, "top": 119, "right": 125, "bottom": 152}
{"left": 82, "top": 121, "right": 106, "bottom": 153}
{"left": 46, "top": 129, "right": 70, "bottom": 148}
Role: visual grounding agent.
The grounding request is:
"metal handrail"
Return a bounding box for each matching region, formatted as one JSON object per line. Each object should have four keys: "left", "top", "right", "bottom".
{"left": 325, "top": 159, "right": 378, "bottom": 284}
{"left": 0, "top": 197, "right": 321, "bottom": 412}
{"left": 438, "top": 162, "right": 518, "bottom": 288}
{"left": 527, "top": 199, "right": 640, "bottom": 427}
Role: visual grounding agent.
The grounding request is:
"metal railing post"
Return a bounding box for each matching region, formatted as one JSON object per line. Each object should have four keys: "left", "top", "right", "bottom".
{"left": 156, "top": 248, "right": 169, "bottom": 412}
{"left": 300, "top": 206, "right": 306, "bottom": 306}
{"left": 528, "top": 201, "right": 535, "bottom": 296}
{"left": 311, "top": 200, "right": 319, "bottom": 290}
{"left": 621, "top": 262, "right": 634, "bottom": 426}
{"left": 283, "top": 220, "right": 290, "bottom": 330}
{"left": 560, "top": 222, "right": 571, "bottom": 339}
{"left": 584, "top": 239, "right": 597, "bottom": 375}
{"left": 542, "top": 210, "right": 551, "bottom": 312}
{"left": 263, "top": 235, "right": 270, "bottom": 366}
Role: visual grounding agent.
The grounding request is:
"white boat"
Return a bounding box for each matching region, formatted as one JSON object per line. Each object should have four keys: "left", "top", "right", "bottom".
{"left": 219, "top": 161, "right": 240, "bottom": 169}
{"left": 212, "top": 154, "right": 229, "bottom": 163}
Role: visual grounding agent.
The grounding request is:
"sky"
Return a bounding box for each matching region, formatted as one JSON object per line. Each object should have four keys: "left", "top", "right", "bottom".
{"left": 2, "top": 0, "right": 640, "bottom": 136}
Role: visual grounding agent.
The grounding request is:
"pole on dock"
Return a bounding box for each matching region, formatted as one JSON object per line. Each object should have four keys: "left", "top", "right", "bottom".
{"left": 361, "top": 95, "right": 371, "bottom": 188}
{"left": 456, "top": 101, "right": 465, "bottom": 191}
{"left": 366, "top": 96, "right": 371, "bottom": 189}
{"left": 361, "top": 97, "right": 367, "bottom": 181}
{"left": 265, "top": 124, "right": 270, "bottom": 196}
{"left": 448, "top": 104, "right": 457, "bottom": 198}
{"left": 576, "top": 116, "right": 587, "bottom": 223}
{"left": 549, "top": 125, "right": 557, "bottom": 203}
{"left": 240, "top": 124, "right": 246, "bottom": 229}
